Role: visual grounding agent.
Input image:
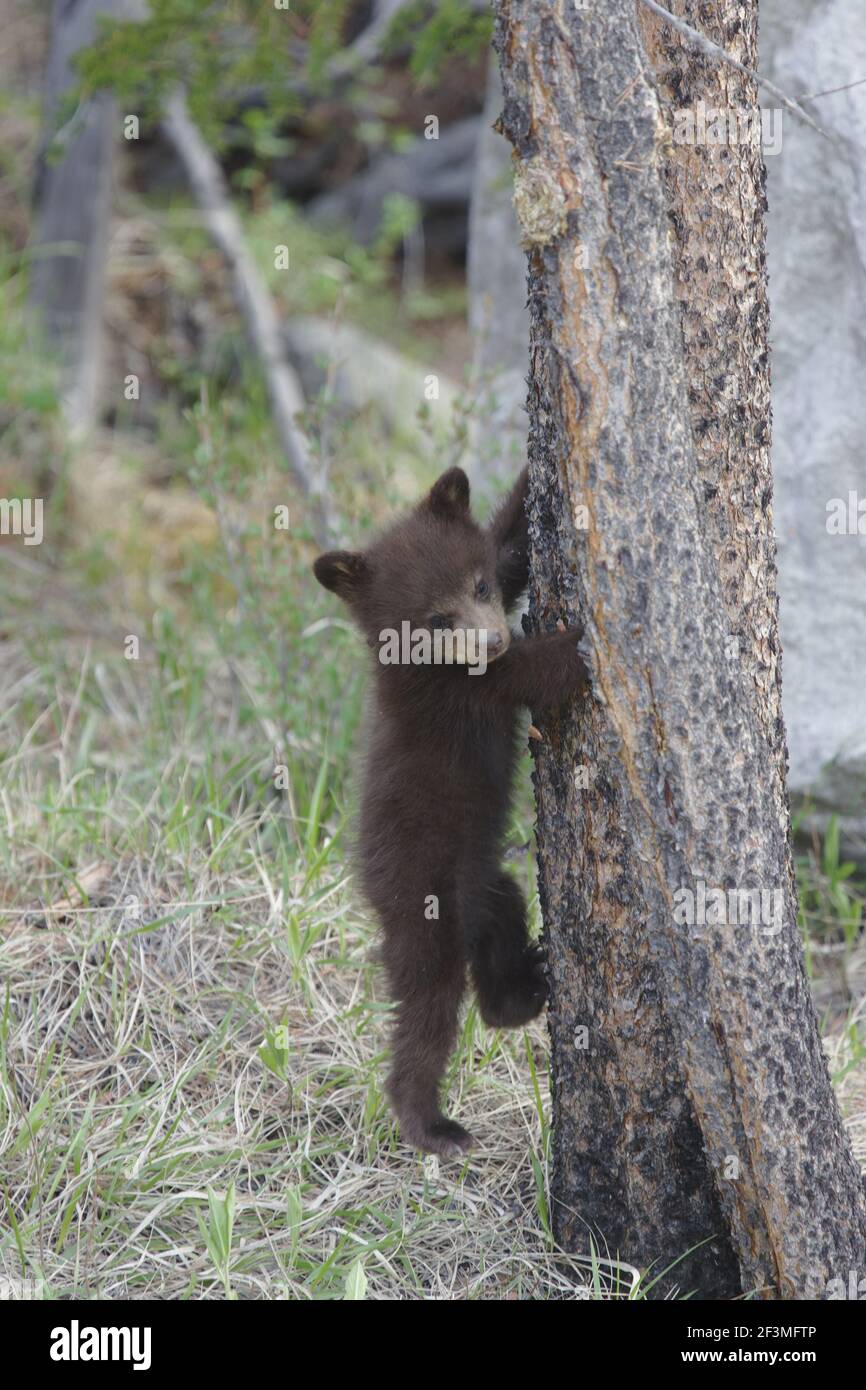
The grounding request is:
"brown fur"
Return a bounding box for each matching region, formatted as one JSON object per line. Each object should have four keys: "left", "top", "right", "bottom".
{"left": 313, "top": 467, "right": 589, "bottom": 1157}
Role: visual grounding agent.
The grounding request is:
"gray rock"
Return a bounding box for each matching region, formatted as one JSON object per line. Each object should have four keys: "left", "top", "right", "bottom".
{"left": 283, "top": 315, "right": 457, "bottom": 457}
{"left": 762, "top": 0, "right": 866, "bottom": 852}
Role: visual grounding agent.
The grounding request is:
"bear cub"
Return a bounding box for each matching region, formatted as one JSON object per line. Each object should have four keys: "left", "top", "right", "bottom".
{"left": 313, "top": 466, "right": 589, "bottom": 1157}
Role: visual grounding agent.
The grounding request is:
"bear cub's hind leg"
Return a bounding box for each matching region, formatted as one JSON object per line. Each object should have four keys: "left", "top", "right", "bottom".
{"left": 383, "top": 921, "right": 474, "bottom": 1159}
{"left": 464, "top": 871, "right": 547, "bottom": 1029}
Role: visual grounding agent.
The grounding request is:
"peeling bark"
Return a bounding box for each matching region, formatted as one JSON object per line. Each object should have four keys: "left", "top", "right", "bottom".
{"left": 494, "top": 0, "right": 866, "bottom": 1298}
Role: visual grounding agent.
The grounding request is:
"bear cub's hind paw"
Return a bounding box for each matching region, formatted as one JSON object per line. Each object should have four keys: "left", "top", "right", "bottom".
{"left": 403, "top": 1115, "right": 476, "bottom": 1160}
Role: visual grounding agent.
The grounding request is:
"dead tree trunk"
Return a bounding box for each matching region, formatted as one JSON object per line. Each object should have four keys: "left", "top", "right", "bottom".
{"left": 162, "top": 91, "right": 335, "bottom": 544}
{"left": 28, "top": 0, "right": 129, "bottom": 435}
{"left": 494, "top": 0, "right": 866, "bottom": 1298}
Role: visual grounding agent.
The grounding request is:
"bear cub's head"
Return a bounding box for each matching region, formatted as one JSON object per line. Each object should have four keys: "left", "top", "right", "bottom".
{"left": 313, "top": 467, "right": 523, "bottom": 666}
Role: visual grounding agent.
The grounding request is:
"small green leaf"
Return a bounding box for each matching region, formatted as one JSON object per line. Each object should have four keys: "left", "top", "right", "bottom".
{"left": 344, "top": 1258, "right": 367, "bottom": 1300}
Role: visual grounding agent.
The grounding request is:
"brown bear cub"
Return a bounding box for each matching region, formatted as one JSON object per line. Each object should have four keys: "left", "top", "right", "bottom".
{"left": 313, "top": 467, "right": 589, "bottom": 1157}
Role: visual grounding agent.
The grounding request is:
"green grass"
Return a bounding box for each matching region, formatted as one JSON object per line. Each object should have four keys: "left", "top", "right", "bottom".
{"left": 0, "top": 508, "right": 582, "bottom": 1299}
{"left": 0, "top": 238, "right": 584, "bottom": 1297}
{"left": 3, "top": 424, "right": 862, "bottom": 1301}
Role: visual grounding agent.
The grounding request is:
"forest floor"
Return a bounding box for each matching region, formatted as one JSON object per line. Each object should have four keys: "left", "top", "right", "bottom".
{"left": 1, "top": 20, "right": 865, "bottom": 1300}
{"left": 1, "top": 99, "right": 587, "bottom": 1296}
{"left": 2, "top": 509, "right": 863, "bottom": 1302}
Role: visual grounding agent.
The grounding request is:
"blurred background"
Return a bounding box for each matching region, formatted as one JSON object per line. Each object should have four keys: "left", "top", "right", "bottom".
{"left": 0, "top": 0, "right": 863, "bottom": 1299}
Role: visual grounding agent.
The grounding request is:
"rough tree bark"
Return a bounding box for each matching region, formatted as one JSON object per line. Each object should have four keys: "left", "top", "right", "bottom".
{"left": 494, "top": 0, "right": 866, "bottom": 1298}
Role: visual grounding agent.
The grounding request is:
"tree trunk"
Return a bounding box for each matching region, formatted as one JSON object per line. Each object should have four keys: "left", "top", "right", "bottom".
{"left": 29, "top": 0, "right": 126, "bottom": 435}
{"left": 494, "top": 0, "right": 866, "bottom": 1299}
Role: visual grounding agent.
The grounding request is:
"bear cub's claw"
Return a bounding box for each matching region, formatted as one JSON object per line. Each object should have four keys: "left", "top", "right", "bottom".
{"left": 480, "top": 942, "right": 547, "bottom": 1029}
{"left": 403, "top": 1116, "right": 476, "bottom": 1159}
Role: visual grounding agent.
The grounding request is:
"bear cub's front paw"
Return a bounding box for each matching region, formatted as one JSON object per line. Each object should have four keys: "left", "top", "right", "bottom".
{"left": 479, "top": 943, "right": 547, "bottom": 1029}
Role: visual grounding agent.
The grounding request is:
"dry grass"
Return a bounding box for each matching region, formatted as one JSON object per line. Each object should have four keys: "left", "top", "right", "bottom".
{"left": 0, "top": 858, "right": 574, "bottom": 1299}
{"left": 2, "top": 517, "right": 863, "bottom": 1301}
{"left": 0, "top": 542, "right": 605, "bottom": 1301}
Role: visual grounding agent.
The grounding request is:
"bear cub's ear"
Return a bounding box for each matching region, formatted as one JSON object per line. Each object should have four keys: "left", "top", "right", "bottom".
{"left": 426, "top": 467, "right": 471, "bottom": 519}
{"left": 488, "top": 467, "right": 530, "bottom": 610}
{"left": 313, "top": 550, "right": 370, "bottom": 601}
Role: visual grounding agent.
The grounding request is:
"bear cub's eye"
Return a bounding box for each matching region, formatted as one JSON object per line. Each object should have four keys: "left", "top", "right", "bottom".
{"left": 475, "top": 579, "right": 490, "bottom": 600}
